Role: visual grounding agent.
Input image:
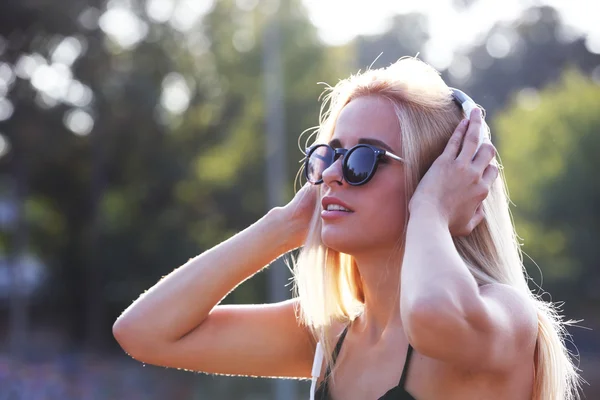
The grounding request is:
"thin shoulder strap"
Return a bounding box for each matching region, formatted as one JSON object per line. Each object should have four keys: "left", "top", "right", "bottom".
{"left": 398, "top": 344, "right": 414, "bottom": 388}
{"left": 324, "top": 325, "right": 350, "bottom": 378}
{"left": 332, "top": 326, "right": 349, "bottom": 363}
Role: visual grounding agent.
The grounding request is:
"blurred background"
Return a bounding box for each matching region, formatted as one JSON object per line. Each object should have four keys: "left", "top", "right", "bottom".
{"left": 0, "top": 0, "right": 598, "bottom": 398}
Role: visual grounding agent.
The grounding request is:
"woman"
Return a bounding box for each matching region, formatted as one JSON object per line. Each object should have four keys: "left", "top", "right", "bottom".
{"left": 113, "top": 58, "right": 582, "bottom": 399}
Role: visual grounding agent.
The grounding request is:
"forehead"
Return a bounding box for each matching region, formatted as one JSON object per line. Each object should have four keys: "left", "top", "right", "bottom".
{"left": 331, "top": 96, "right": 401, "bottom": 153}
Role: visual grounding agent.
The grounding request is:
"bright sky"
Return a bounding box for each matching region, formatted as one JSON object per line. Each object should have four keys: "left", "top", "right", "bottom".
{"left": 2, "top": 0, "right": 599, "bottom": 139}
{"left": 303, "top": 0, "right": 600, "bottom": 69}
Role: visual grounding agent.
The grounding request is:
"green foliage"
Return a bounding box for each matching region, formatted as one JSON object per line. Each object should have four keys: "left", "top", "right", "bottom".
{"left": 495, "top": 69, "right": 600, "bottom": 300}
{"left": 2, "top": 0, "right": 598, "bottom": 349}
{"left": 0, "top": 0, "right": 352, "bottom": 344}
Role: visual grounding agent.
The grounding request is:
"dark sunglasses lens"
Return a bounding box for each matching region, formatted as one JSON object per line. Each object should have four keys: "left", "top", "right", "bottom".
{"left": 307, "top": 145, "right": 333, "bottom": 183}
{"left": 345, "top": 146, "right": 376, "bottom": 184}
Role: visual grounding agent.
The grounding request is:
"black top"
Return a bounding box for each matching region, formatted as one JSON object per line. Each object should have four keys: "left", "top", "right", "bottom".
{"left": 314, "top": 325, "right": 417, "bottom": 400}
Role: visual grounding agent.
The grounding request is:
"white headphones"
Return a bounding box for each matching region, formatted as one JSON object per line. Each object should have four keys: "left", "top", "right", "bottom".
{"left": 309, "top": 342, "right": 324, "bottom": 400}
{"left": 451, "top": 87, "right": 489, "bottom": 157}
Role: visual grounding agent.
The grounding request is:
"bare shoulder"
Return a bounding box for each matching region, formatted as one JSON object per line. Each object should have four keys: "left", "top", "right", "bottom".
{"left": 479, "top": 282, "right": 537, "bottom": 314}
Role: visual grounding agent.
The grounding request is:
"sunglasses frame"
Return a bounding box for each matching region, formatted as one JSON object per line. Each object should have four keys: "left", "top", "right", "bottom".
{"left": 304, "top": 143, "right": 405, "bottom": 186}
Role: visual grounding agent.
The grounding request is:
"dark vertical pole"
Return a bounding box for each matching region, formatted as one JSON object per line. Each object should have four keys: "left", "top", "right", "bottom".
{"left": 85, "top": 117, "right": 106, "bottom": 350}
{"left": 8, "top": 127, "right": 29, "bottom": 364}
{"left": 262, "top": 3, "right": 296, "bottom": 400}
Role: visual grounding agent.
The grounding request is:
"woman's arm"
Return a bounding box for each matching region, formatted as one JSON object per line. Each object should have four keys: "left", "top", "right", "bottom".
{"left": 400, "top": 206, "right": 480, "bottom": 323}
{"left": 114, "top": 208, "right": 293, "bottom": 344}
{"left": 400, "top": 211, "right": 536, "bottom": 372}
{"left": 113, "top": 184, "right": 319, "bottom": 378}
{"left": 400, "top": 110, "right": 537, "bottom": 372}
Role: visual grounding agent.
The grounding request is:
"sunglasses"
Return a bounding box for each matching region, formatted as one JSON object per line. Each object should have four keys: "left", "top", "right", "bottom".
{"left": 304, "top": 143, "right": 405, "bottom": 186}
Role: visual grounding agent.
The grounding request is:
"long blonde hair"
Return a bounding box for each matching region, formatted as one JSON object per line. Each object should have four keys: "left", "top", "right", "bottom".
{"left": 290, "top": 57, "right": 583, "bottom": 400}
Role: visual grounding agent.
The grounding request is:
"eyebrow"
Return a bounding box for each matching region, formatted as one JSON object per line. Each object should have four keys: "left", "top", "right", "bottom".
{"left": 328, "top": 137, "right": 396, "bottom": 154}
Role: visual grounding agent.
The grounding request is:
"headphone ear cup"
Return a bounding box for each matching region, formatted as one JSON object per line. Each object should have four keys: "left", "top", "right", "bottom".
{"left": 458, "top": 101, "right": 487, "bottom": 158}
{"left": 450, "top": 87, "right": 489, "bottom": 159}
{"left": 472, "top": 114, "right": 488, "bottom": 158}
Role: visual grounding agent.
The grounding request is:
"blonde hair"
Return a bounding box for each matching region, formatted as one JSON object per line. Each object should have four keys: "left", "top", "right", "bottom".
{"left": 289, "top": 57, "right": 583, "bottom": 399}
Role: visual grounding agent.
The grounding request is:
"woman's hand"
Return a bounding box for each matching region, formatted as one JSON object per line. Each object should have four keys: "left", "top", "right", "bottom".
{"left": 409, "top": 108, "right": 499, "bottom": 237}
{"left": 276, "top": 183, "right": 319, "bottom": 249}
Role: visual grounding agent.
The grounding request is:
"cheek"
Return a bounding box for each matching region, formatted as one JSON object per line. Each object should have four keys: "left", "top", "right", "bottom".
{"left": 367, "top": 200, "right": 407, "bottom": 237}
{"left": 366, "top": 183, "right": 407, "bottom": 234}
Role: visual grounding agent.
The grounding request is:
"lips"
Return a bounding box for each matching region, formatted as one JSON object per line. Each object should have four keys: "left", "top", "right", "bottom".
{"left": 321, "top": 196, "right": 354, "bottom": 212}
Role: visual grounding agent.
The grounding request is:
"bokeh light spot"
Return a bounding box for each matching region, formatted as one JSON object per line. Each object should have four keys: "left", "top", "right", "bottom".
{"left": 0, "top": 133, "right": 10, "bottom": 158}
{"left": 0, "top": 63, "right": 15, "bottom": 87}
{"left": 160, "top": 72, "right": 192, "bottom": 115}
{"left": 146, "top": 0, "right": 175, "bottom": 23}
{"left": 169, "top": 0, "right": 215, "bottom": 32}
{"left": 486, "top": 32, "right": 512, "bottom": 59}
{"left": 65, "top": 80, "right": 93, "bottom": 107}
{"left": 0, "top": 98, "right": 14, "bottom": 121}
{"left": 448, "top": 55, "right": 472, "bottom": 83}
{"left": 64, "top": 109, "right": 94, "bottom": 136}
{"left": 99, "top": 7, "right": 148, "bottom": 49}
{"left": 78, "top": 7, "right": 101, "bottom": 30}
{"left": 51, "top": 37, "right": 84, "bottom": 66}
{"left": 585, "top": 33, "right": 600, "bottom": 55}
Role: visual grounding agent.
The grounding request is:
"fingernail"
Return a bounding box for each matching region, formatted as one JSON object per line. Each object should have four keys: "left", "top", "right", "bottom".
{"left": 461, "top": 119, "right": 468, "bottom": 126}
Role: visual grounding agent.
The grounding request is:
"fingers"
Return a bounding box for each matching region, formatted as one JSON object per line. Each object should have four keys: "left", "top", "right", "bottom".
{"left": 443, "top": 118, "right": 469, "bottom": 159}
{"left": 472, "top": 142, "right": 496, "bottom": 170}
{"left": 482, "top": 163, "right": 499, "bottom": 186}
{"left": 453, "top": 204, "right": 485, "bottom": 237}
{"left": 456, "top": 108, "right": 483, "bottom": 163}
{"left": 466, "top": 204, "right": 486, "bottom": 234}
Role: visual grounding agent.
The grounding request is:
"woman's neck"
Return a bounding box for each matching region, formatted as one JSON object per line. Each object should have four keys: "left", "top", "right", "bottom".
{"left": 352, "top": 249, "right": 405, "bottom": 343}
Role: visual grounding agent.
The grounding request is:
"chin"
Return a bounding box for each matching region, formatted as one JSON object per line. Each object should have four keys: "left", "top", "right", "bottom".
{"left": 321, "top": 225, "right": 404, "bottom": 255}
{"left": 321, "top": 228, "right": 353, "bottom": 253}
{"left": 321, "top": 227, "right": 370, "bottom": 255}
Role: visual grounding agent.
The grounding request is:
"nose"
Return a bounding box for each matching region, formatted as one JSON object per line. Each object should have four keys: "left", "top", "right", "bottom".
{"left": 321, "top": 156, "right": 344, "bottom": 187}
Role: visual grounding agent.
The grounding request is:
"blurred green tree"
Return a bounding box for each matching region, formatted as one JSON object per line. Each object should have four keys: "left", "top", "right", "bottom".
{"left": 451, "top": 5, "right": 600, "bottom": 120}
{"left": 352, "top": 13, "right": 430, "bottom": 70}
{"left": 494, "top": 68, "right": 600, "bottom": 309}
{"left": 0, "top": 0, "right": 349, "bottom": 348}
